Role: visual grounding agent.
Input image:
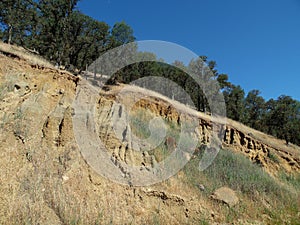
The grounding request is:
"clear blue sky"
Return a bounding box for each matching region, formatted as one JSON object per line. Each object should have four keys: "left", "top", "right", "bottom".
{"left": 78, "top": 0, "right": 300, "bottom": 101}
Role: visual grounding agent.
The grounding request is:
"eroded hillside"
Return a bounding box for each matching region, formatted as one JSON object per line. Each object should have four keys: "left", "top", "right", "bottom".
{"left": 94, "top": 83, "right": 300, "bottom": 176}
{"left": 0, "top": 42, "right": 299, "bottom": 224}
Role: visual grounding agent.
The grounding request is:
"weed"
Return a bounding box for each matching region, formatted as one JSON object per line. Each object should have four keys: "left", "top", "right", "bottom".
{"left": 0, "top": 111, "right": 8, "bottom": 129}
{"left": 13, "top": 107, "right": 28, "bottom": 141}
{"left": 94, "top": 209, "right": 104, "bottom": 225}
{"left": 129, "top": 109, "right": 152, "bottom": 139}
{"left": 198, "top": 218, "right": 210, "bottom": 225}
{"left": 225, "top": 207, "right": 239, "bottom": 223}
{"left": 151, "top": 212, "right": 160, "bottom": 225}
{"left": 268, "top": 151, "right": 280, "bottom": 163}
{"left": 0, "top": 78, "right": 14, "bottom": 100}
{"left": 279, "top": 171, "right": 300, "bottom": 189}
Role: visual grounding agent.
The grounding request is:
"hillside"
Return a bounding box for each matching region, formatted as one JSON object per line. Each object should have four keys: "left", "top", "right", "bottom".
{"left": 0, "top": 42, "right": 299, "bottom": 224}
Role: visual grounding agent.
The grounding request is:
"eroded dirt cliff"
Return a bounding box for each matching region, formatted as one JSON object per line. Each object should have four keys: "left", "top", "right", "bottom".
{"left": 0, "top": 42, "right": 299, "bottom": 224}
{"left": 95, "top": 83, "right": 300, "bottom": 177}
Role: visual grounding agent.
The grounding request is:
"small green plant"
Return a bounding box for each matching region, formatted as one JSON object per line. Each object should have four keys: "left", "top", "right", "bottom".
{"left": 0, "top": 82, "right": 9, "bottom": 100}
{"left": 70, "top": 218, "right": 81, "bottom": 225}
{"left": 0, "top": 111, "right": 8, "bottom": 129}
{"left": 151, "top": 212, "right": 160, "bottom": 225}
{"left": 225, "top": 207, "right": 239, "bottom": 223}
{"left": 0, "top": 84, "right": 4, "bottom": 100}
{"left": 129, "top": 109, "right": 152, "bottom": 139}
{"left": 198, "top": 218, "right": 210, "bottom": 225}
{"left": 13, "top": 107, "right": 26, "bottom": 139}
{"left": 268, "top": 151, "right": 280, "bottom": 163}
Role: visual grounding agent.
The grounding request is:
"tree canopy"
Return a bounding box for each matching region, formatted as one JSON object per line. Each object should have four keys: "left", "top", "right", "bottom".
{"left": 0, "top": 0, "right": 134, "bottom": 71}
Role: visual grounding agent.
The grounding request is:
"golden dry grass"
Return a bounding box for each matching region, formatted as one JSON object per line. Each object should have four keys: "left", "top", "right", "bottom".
{"left": 0, "top": 41, "right": 53, "bottom": 68}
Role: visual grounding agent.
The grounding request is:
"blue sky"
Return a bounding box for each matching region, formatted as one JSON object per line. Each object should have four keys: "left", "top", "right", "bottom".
{"left": 78, "top": 0, "right": 300, "bottom": 101}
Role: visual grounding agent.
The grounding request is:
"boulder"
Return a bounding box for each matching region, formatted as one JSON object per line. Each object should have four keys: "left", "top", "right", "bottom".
{"left": 211, "top": 187, "right": 239, "bottom": 207}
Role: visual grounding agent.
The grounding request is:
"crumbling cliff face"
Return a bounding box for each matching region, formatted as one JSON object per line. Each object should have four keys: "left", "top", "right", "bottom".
{"left": 222, "top": 126, "right": 300, "bottom": 173}
{"left": 0, "top": 48, "right": 212, "bottom": 224}
{"left": 0, "top": 43, "right": 299, "bottom": 224}
{"left": 96, "top": 84, "right": 300, "bottom": 177}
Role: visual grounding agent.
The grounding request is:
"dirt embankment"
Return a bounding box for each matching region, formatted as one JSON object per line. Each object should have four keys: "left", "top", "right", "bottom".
{"left": 98, "top": 84, "right": 300, "bottom": 176}
{"left": 0, "top": 42, "right": 299, "bottom": 224}
{"left": 0, "top": 46, "right": 207, "bottom": 224}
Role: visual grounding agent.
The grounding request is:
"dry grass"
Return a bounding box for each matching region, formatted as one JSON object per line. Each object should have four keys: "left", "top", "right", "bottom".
{"left": 0, "top": 41, "right": 53, "bottom": 68}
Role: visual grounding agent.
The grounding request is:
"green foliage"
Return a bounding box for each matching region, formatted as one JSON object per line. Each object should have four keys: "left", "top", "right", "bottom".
{"left": 0, "top": 0, "right": 135, "bottom": 71}
{"left": 34, "top": 0, "right": 108, "bottom": 68}
{"left": 112, "top": 55, "right": 300, "bottom": 147}
{"left": 151, "top": 213, "right": 161, "bottom": 225}
{"left": 185, "top": 149, "right": 285, "bottom": 198}
{"left": 111, "top": 21, "right": 135, "bottom": 47}
{"left": 266, "top": 95, "right": 300, "bottom": 145}
{"left": 243, "top": 90, "right": 266, "bottom": 129}
{"left": 112, "top": 57, "right": 230, "bottom": 114}
{"left": 224, "top": 85, "right": 245, "bottom": 121}
{"left": 225, "top": 88, "right": 300, "bottom": 146}
{"left": 129, "top": 108, "right": 181, "bottom": 162}
{"left": 129, "top": 109, "right": 152, "bottom": 139}
{"left": 183, "top": 148, "right": 300, "bottom": 223}
{"left": 66, "top": 11, "right": 110, "bottom": 69}
{"left": 0, "top": 0, "right": 35, "bottom": 44}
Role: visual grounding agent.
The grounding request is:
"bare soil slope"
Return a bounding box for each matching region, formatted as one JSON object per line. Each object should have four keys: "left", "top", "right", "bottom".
{"left": 0, "top": 42, "right": 299, "bottom": 224}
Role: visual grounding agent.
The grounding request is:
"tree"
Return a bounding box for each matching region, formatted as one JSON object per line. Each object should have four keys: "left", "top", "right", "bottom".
{"left": 269, "top": 96, "right": 300, "bottom": 145}
{"left": 33, "top": 0, "right": 81, "bottom": 65}
{"left": 217, "top": 74, "right": 231, "bottom": 90}
{"left": 0, "top": 0, "right": 135, "bottom": 72}
{"left": 66, "top": 11, "right": 110, "bottom": 70}
{"left": 111, "top": 21, "right": 135, "bottom": 47}
{"left": 225, "top": 85, "right": 245, "bottom": 121}
{"left": 0, "top": 0, "right": 33, "bottom": 44}
{"left": 243, "top": 90, "right": 266, "bottom": 130}
{"left": 187, "top": 57, "right": 210, "bottom": 112}
{"left": 171, "top": 60, "right": 188, "bottom": 89}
